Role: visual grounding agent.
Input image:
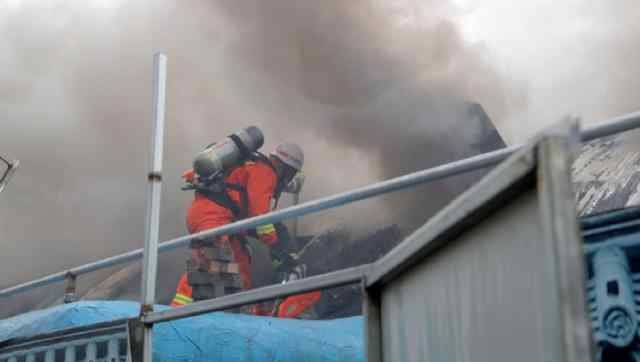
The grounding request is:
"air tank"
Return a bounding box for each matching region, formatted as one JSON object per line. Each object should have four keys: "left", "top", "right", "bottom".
{"left": 193, "top": 126, "right": 264, "bottom": 179}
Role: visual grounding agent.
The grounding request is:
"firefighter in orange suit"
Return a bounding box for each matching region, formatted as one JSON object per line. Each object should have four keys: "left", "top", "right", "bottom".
{"left": 171, "top": 143, "right": 305, "bottom": 309}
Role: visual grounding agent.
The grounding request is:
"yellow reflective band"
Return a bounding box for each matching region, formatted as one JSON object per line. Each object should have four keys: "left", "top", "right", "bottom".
{"left": 173, "top": 293, "right": 192, "bottom": 305}
{"left": 256, "top": 223, "right": 276, "bottom": 236}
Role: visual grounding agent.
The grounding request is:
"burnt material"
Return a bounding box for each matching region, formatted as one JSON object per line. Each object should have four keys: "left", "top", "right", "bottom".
{"left": 295, "top": 226, "right": 404, "bottom": 318}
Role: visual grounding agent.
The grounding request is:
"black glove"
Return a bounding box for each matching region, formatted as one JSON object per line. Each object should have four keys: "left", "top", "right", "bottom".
{"left": 274, "top": 222, "right": 294, "bottom": 250}
{"left": 270, "top": 246, "right": 297, "bottom": 273}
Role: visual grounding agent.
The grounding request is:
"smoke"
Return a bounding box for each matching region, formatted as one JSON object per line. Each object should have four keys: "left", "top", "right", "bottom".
{"left": 152, "top": 0, "right": 519, "bottom": 229}
{"left": 452, "top": 0, "right": 640, "bottom": 141}
{"left": 0, "top": 0, "right": 511, "bottom": 311}
{"left": 2, "top": 0, "right": 637, "bottom": 313}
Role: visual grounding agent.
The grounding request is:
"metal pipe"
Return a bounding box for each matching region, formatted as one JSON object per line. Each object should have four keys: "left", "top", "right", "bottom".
{"left": 86, "top": 342, "right": 97, "bottom": 361}
{"left": 107, "top": 338, "right": 119, "bottom": 361}
{"left": 143, "top": 264, "right": 370, "bottom": 324}
{"left": 64, "top": 345, "right": 75, "bottom": 362}
{"left": 581, "top": 111, "right": 640, "bottom": 142}
{"left": 1, "top": 110, "right": 640, "bottom": 299}
{"left": 63, "top": 271, "right": 77, "bottom": 304}
{"left": 291, "top": 192, "right": 300, "bottom": 240}
{"left": 140, "top": 52, "right": 167, "bottom": 362}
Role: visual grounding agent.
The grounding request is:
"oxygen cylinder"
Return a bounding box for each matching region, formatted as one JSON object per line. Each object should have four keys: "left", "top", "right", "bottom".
{"left": 193, "top": 126, "right": 264, "bottom": 179}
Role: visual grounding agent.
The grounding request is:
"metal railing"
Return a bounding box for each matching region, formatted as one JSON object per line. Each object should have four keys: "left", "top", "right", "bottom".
{"left": 1, "top": 109, "right": 640, "bottom": 299}
{"left": 0, "top": 320, "right": 128, "bottom": 362}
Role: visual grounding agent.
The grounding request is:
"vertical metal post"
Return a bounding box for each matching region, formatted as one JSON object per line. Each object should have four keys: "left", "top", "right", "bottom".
{"left": 363, "top": 280, "right": 382, "bottom": 362}
{"left": 44, "top": 349, "right": 54, "bottom": 362}
{"left": 86, "top": 342, "right": 97, "bottom": 362}
{"left": 107, "top": 338, "right": 120, "bottom": 361}
{"left": 537, "top": 123, "right": 594, "bottom": 362}
{"left": 64, "top": 345, "right": 75, "bottom": 362}
{"left": 139, "top": 52, "right": 167, "bottom": 362}
{"left": 63, "top": 271, "right": 77, "bottom": 304}
{"left": 291, "top": 192, "right": 300, "bottom": 240}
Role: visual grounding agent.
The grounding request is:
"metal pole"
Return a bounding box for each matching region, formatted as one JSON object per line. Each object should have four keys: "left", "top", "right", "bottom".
{"left": 291, "top": 192, "right": 300, "bottom": 240}
{"left": 143, "top": 264, "right": 370, "bottom": 324}
{"left": 139, "top": 52, "right": 167, "bottom": 362}
{"left": 63, "top": 272, "right": 77, "bottom": 304}
{"left": 1, "top": 110, "right": 640, "bottom": 298}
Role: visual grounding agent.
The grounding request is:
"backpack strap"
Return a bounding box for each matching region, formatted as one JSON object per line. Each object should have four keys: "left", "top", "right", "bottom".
{"left": 252, "top": 154, "right": 283, "bottom": 208}
{"left": 229, "top": 134, "right": 252, "bottom": 159}
{"left": 188, "top": 154, "right": 279, "bottom": 222}
{"left": 222, "top": 182, "right": 249, "bottom": 220}
{"left": 197, "top": 185, "right": 247, "bottom": 221}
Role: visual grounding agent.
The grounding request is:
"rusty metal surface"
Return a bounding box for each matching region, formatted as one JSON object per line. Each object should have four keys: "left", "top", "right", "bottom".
{"left": 574, "top": 128, "right": 640, "bottom": 215}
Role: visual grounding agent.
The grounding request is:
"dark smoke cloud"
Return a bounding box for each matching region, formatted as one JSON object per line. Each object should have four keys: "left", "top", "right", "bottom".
{"left": 153, "top": 0, "right": 521, "bottom": 228}
{"left": 1, "top": 0, "right": 520, "bottom": 313}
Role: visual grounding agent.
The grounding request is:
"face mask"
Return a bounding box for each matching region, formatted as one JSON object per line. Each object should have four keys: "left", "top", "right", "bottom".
{"left": 284, "top": 171, "right": 305, "bottom": 194}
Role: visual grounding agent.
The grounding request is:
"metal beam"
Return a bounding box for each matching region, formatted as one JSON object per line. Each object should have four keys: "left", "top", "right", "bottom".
{"left": 362, "top": 278, "right": 382, "bottom": 362}
{"left": 139, "top": 52, "right": 167, "bottom": 362}
{"left": 537, "top": 123, "right": 595, "bottom": 362}
{"left": 143, "top": 264, "right": 369, "bottom": 324}
{"left": 1, "top": 110, "right": 640, "bottom": 299}
{"left": 581, "top": 111, "right": 640, "bottom": 142}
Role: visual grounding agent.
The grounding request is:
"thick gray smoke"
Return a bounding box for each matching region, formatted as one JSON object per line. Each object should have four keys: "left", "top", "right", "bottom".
{"left": 0, "top": 0, "right": 514, "bottom": 313}
{"left": 152, "top": 0, "right": 520, "bottom": 229}
{"left": 2, "top": 0, "right": 637, "bottom": 314}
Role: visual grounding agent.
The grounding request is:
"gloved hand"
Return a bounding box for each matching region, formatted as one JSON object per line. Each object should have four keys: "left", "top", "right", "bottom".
{"left": 274, "top": 222, "right": 293, "bottom": 249}
{"left": 270, "top": 246, "right": 298, "bottom": 273}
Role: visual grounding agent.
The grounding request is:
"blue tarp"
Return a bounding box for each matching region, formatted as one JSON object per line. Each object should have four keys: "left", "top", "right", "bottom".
{"left": 0, "top": 301, "right": 363, "bottom": 362}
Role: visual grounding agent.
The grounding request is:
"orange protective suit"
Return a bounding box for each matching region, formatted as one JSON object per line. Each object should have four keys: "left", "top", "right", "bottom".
{"left": 171, "top": 160, "right": 278, "bottom": 307}
{"left": 171, "top": 272, "right": 321, "bottom": 319}
{"left": 186, "top": 159, "right": 279, "bottom": 245}
{"left": 171, "top": 274, "right": 193, "bottom": 307}
{"left": 170, "top": 160, "right": 320, "bottom": 317}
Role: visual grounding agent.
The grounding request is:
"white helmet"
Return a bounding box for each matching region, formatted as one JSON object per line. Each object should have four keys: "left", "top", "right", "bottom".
{"left": 271, "top": 143, "right": 304, "bottom": 171}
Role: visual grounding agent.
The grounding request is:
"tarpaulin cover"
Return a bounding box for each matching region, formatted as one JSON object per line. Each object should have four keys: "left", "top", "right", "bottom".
{"left": 0, "top": 301, "right": 363, "bottom": 362}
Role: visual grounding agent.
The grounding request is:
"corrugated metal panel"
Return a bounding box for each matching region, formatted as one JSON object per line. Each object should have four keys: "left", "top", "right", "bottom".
{"left": 369, "top": 125, "right": 593, "bottom": 362}
{"left": 380, "top": 191, "right": 559, "bottom": 362}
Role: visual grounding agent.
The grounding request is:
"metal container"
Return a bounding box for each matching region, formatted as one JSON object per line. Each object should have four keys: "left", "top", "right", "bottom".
{"left": 193, "top": 126, "right": 264, "bottom": 179}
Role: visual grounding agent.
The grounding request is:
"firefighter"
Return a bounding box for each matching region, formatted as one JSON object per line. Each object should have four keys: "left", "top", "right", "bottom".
{"left": 171, "top": 142, "right": 304, "bottom": 308}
